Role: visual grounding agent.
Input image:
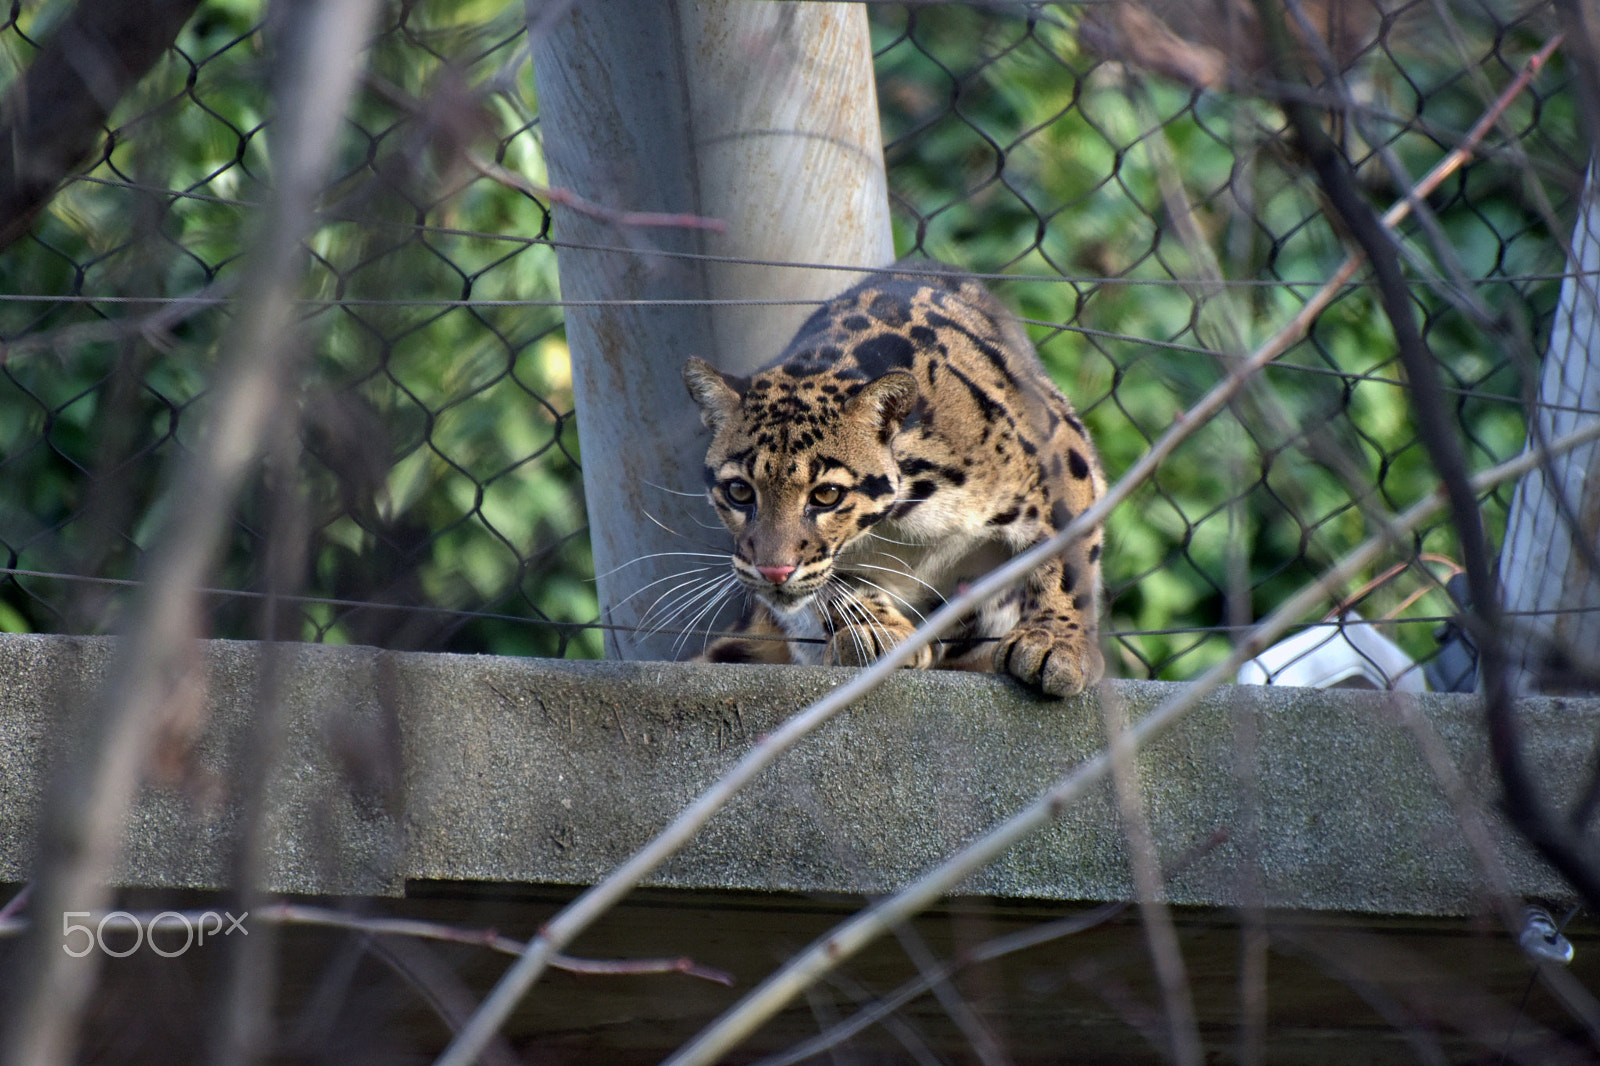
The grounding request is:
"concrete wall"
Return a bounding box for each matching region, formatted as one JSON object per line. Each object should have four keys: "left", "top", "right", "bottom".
{"left": 0, "top": 632, "right": 1588, "bottom": 913}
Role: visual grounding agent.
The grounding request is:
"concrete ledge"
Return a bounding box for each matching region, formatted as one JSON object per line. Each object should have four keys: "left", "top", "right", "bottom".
{"left": 0, "top": 632, "right": 1587, "bottom": 912}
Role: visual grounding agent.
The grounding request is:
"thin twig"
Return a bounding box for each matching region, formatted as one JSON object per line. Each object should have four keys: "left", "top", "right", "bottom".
{"left": 0, "top": 903, "right": 734, "bottom": 986}
{"left": 891, "top": 926, "right": 1010, "bottom": 1066}
{"left": 1392, "top": 700, "right": 1600, "bottom": 1046}
{"left": 429, "top": 46, "right": 1567, "bottom": 1065}
{"left": 1271, "top": 0, "right": 1600, "bottom": 929}
{"left": 1101, "top": 684, "right": 1202, "bottom": 1066}
{"left": 0, "top": 279, "right": 236, "bottom": 367}
{"left": 0, "top": 4, "right": 382, "bottom": 1065}
{"left": 0, "top": 884, "right": 29, "bottom": 922}
{"left": 817, "top": 970, "right": 947, "bottom": 1066}
{"left": 752, "top": 830, "right": 1226, "bottom": 1066}
{"left": 464, "top": 149, "right": 729, "bottom": 233}
{"left": 362, "top": 936, "right": 522, "bottom": 1066}
{"left": 263, "top": 903, "right": 734, "bottom": 984}
{"left": 362, "top": 70, "right": 731, "bottom": 236}
{"left": 657, "top": 417, "right": 1600, "bottom": 1066}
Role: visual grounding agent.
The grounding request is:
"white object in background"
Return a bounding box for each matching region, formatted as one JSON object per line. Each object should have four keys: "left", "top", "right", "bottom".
{"left": 1519, "top": 906, "right": 1575, "bottom": 965}
{"left": 1237, "top": 613, "right": 1426, "bottom": 691}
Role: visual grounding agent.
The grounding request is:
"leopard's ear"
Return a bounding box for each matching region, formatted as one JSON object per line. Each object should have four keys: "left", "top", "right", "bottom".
{"left": 845, "top": 369, "right": 918, "bottom": 442}
{"left": 682, "top": 357, "right": 745, "bottom": 431}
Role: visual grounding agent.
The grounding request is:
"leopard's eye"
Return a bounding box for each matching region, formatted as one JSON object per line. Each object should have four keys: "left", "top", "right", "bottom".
{"left": 808, "top": 484, "right": 845, "bottom": 509}
{"left": 724, "top": 479, "right": 755, "bottom": 505}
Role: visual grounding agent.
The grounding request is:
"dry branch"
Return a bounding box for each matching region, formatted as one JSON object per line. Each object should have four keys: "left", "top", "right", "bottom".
{"left": 1274, "top": 0, "right": 1600, "bottom": 935}
{"left": 361, "top": 73, "right": 731, "bottom": 235}
{"left": 751, "top": 831, "right": 1224, "bottom": 1066}
{"left": 0, "top": 3, "right": 382, "bottom": 1064}
{"left": 430, "top": 44, "right": 1572, "bottom": 1062}
{"left": 466, "top": 151, "right": 730, "bottom": 234}
{"left": 658, "top": 416, "right": 1600, "bottom": 1066}
{"left": 0, "top": 904, "right": 734, "bottom": 986}
{"left": 0, "top": 0, "right": 204, "bottom": 249}
{"left": 1101, "top": 685, "right": 1202, "bottom": 1066}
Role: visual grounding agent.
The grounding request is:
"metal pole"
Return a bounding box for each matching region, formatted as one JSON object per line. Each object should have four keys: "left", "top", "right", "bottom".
{"left": 1498, "top": 168, "right": 1600, "bottom": 693}
{"left": 532, "top": 0, "right": 893, "bottom": 661}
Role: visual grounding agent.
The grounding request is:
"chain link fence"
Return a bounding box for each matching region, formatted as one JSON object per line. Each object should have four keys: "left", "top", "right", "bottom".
{"left": 0, "top": 0, "right": 1588, "bottom": 687}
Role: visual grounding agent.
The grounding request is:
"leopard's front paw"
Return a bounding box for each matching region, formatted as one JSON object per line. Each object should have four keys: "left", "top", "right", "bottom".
{"left": 692, "top": 636, "right": 791, "bottom": 665}
{"left": 824, "top": 625, "right": 933, "bottom": 669}
{"left": 995, "top": 626, "right": 1104, "bottom": 697}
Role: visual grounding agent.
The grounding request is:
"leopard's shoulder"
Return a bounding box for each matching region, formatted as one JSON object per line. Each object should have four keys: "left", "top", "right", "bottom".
{"left": 771, "top": 257, "right": 1030, "bottom": 381}
{"left": 761, "top": 259, "right": 1098, "bottom": 490}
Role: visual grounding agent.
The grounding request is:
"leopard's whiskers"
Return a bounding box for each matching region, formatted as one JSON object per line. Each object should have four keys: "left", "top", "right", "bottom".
{"left": 671, "top": 576, "right": 741, "bottom": 659}
{"left": 609, "top": 562, "right": 722, "bottom": 612}
{"left": 649, "top": 573, "right": 734, "bottom": 637}
{"left": 643, "top": 506, "right": 729, "bottom": 543}
{"left": 643, "top": 479, "right": 707, "bottom": 499}
{"left": 595, "top": 550, "right": 726, "bottom": 585}
{"left": 635, "top": 569, "right": 733, "bottom": 636}
{"left": 822, "top": 582, "right": 875, "bottom": 665}
{"left": 640, "top": 481, "right": 734, "bottom": 534}
{"left": 845, "top": 560, "right": 943, "bottom": 603}
{"left": 848, "top": 577, "right": 930, "bottom": 634}
{"left": 825, "top": 578, "right": 901, "bottom": 664}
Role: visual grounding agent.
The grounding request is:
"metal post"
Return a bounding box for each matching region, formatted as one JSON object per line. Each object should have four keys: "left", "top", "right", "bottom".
{"left": 1498, "top": 168, "right": 1600, "bottom": 693}
{"left": 532, "top": 0, "right": 893, "bottom": 661}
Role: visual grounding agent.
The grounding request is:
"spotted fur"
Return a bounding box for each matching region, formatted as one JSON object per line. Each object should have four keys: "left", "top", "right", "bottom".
{"left": 682, "top": 258, "right": 1105, "bottom": 697}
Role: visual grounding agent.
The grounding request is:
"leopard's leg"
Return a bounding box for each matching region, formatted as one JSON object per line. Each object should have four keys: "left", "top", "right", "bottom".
{"left": 819, "top": 583, "right": 935, "bottom": 670}
{"left": 992, "top": 521, "right": 1104, "bottom": 697}
{"left": 691, "top": 601, "right": 794, "bottom": 665}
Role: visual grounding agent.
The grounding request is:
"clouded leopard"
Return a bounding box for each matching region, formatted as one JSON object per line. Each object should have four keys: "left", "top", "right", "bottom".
{"left": 682, "top": 258, "right": 1105, "bottom": 697}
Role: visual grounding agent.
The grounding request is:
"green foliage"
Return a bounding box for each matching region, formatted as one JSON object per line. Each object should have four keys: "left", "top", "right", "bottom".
{"left": 0, "top": 2, "right": 1581, "bottom": 681}
{"left": 0, "top": 0, "right": 598, "bottom": 658}
{"left": 874, "top": 4, "right": 1580, "bottom": 678}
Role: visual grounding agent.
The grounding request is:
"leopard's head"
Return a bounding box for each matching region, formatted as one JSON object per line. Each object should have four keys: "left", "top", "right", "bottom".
{"left": 683, "top": 356, "right": 917, "bottom": 613}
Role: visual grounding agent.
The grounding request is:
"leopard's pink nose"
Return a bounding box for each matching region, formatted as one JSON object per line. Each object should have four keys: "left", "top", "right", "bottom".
{"left": 756, "top": 564, "right": 797, "bottom": 585}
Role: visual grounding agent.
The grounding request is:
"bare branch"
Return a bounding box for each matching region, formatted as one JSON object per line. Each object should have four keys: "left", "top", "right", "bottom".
{"left": 0, "top": 885, "right": 30, "bottom": 923}
{"left": 359, "top": 72, "right": 731, "bottom": 235}
{"left": 1276, "top": 926, "right": 1592, "bottom": 1064}
{"left": 431, "top": 55, "right": 1583, "bottom": 1056}
{"left": 1268, "top": 0, "right": 1600, "bottom": 919}
{"left": 263, "top": 903, "right": 734, "bottom": 984}
{"left": 1100, "top": 685, "right": 1202, "bottom": 1066}
{"left": 0, "top": 903, "right": 733, "bottom": 986}
{"left": 890, "top": 926, "right": 1010, "bottom": 1066}
{"left": 363, "top": 936, "right": 523, "bottom": 1066}
{"left": 752, "top": 831, "right": 1225, "bottom": 1066}
{"left": 0, "top": 3, "right": 383, "bottom": 1064}
{"left": 466, "top": 151, "right": 730, "bottom": 234}
{"left": 0, "top": 0, "right": 204, "bottom": 248}
{"left": 656, "top": 417, "right": 1600, "bottom": 1066}
{"left": 1392, "top": 699, "right": 1600, "bottom": 1045}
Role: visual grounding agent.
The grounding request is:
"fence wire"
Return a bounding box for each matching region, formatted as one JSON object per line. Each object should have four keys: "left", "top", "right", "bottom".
{"left": 0, "top": 0, "right": 1589, "bottom": 689}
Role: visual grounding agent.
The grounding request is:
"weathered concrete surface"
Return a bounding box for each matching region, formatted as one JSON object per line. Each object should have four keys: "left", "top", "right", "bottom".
{"left": 0, "top": 632, "right": 1591, "bottom": 912}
